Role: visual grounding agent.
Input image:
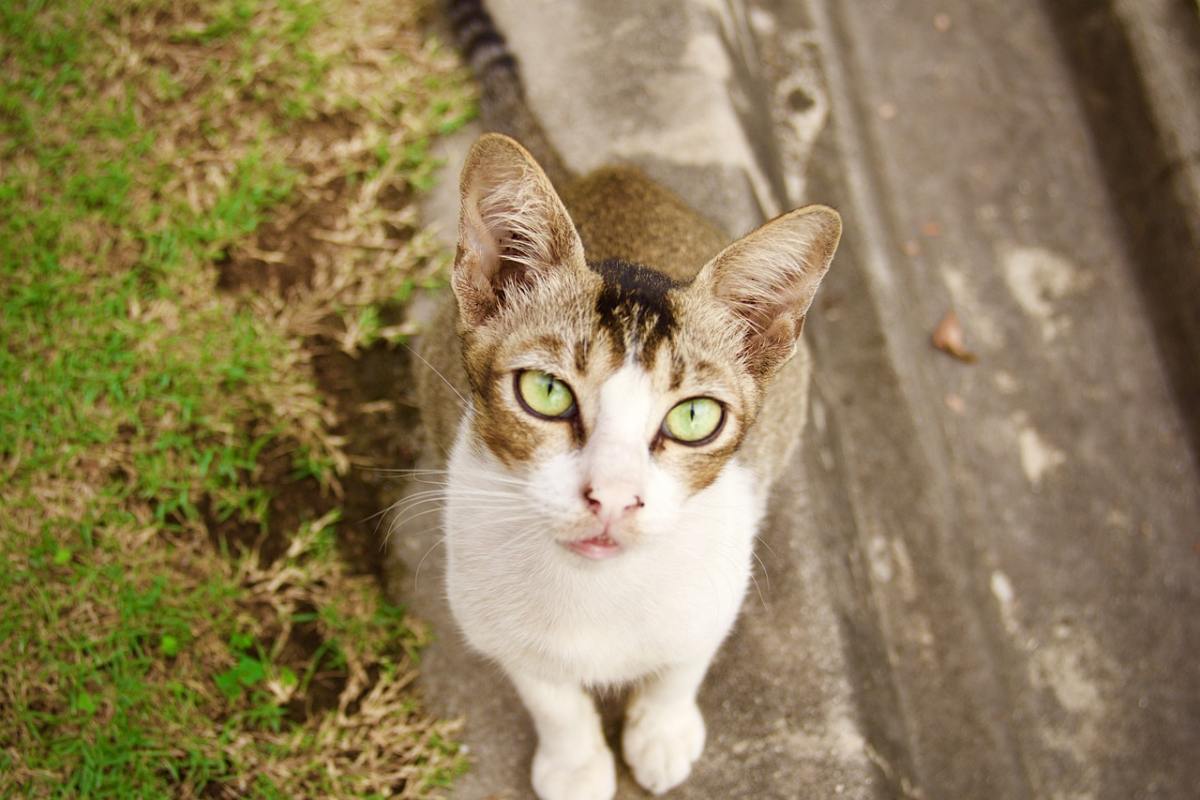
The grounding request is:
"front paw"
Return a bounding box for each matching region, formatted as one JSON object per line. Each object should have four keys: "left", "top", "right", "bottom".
{"left": 531, "top": 742, "right": 616, "bottom": 800}
{"left": 622, "top": 700, "right": 706, "bottom": 795}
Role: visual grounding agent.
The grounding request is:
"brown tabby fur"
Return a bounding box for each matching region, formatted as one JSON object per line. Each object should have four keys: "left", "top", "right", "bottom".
{"left": 416, "top": 134, "right": 840, "bottom": 495}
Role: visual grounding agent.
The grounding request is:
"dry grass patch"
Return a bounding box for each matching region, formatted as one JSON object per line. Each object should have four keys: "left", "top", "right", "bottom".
{"left": 1, "top": 0, "right": 474, "bottom": 796}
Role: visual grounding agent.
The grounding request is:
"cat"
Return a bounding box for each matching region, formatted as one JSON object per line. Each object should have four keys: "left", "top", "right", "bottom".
{"left": 411, "top": 3, "right": 841, "bottom": 798}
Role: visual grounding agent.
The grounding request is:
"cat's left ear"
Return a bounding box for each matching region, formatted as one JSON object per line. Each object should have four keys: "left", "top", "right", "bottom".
{"left": 453, "top": 133, "right": 585, "bottom": 327}
{"left": 695, "top": 205, "right": 841, "bottom": 376}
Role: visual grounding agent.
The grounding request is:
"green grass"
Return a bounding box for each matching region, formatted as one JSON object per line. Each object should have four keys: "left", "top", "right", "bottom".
{"left": 0, "top": 0, "right": 473, "bottom": 795}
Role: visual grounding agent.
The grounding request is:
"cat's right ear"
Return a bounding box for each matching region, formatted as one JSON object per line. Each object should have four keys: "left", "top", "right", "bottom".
{"left": 452, "top": 133, "right": 585, "bottom": 327}
{"left": 694, "top": 204, "right": 841, "bottom": 377}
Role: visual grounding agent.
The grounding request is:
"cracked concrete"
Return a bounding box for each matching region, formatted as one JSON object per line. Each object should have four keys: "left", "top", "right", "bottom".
{"left": 390, "top": 0, "right": 1200, "bottom": 797}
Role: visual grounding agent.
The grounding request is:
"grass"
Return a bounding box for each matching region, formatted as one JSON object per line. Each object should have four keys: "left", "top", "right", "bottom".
{"left": 0, "top": 0, "right": 475, "bottom": 796}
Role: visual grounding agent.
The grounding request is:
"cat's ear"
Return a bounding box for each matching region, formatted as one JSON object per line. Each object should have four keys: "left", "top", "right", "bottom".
{"left": 453, "top": 133, "right": 585, "bottom": 327}
{"left": 695, "top": 205, "right": 841, "bottom": 376}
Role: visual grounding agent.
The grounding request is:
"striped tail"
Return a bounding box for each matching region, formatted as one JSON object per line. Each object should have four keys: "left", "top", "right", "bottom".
{"left": 445, "top": 0, "right": 571, "bottom": 187}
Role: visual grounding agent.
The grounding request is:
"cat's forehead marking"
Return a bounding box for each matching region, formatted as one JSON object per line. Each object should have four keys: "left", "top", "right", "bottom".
{"left": 668, "top": 350, "right": 686, "bottom": 392}
{"left": 527, "top": 333, "right": 565, "bottom": 361}
{"left": 574, "top": 337, "right": 591, "bottom": 375}
{"left": 691, "top": 360, "right": 722, "bottom": 384}
{"left": 589, "top": 258, "right": 678, "bottom": 368}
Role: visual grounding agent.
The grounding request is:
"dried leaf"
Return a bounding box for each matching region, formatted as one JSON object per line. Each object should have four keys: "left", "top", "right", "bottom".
{"left": 932, "top": 310, "right": 977, "bottom": 363}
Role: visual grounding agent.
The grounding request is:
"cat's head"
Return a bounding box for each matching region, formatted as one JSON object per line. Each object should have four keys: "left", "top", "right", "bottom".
{"left": 449, "top": 134, "right": 840, "bottom": 560}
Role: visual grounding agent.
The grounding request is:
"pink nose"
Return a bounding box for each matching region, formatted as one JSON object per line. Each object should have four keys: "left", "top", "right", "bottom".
{"left": 583, "top": 485, "right": 644, "bottom": 519}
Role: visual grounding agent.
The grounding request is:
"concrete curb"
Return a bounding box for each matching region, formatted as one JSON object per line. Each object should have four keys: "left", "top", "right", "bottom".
{"left": 797, "top": 0, "right": 1200, "bottom": 796}
{"left": 1042, "top": 0, "right": 1200, "bottom": 453}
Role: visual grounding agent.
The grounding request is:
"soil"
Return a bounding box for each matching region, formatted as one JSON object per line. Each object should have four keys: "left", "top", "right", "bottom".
{"left": 205, "top": 132, "right": 431, "bottom": 721}
{"left": 309, "top": 338, "right": 425, "bottom": 574}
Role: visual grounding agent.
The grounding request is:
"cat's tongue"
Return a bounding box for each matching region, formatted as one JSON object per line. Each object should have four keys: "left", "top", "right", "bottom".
{"left": 565, "top": 532, "right": 621, "bottom": 560}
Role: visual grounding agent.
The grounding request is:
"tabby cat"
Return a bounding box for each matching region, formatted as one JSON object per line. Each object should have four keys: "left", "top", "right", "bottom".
{"left": 411, "top": 3, "right": 841, "bottom": 798}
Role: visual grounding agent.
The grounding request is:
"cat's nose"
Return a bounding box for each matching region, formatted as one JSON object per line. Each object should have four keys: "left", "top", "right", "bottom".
{"left": 583, "top": 484, "right": 644, "bottom": 519}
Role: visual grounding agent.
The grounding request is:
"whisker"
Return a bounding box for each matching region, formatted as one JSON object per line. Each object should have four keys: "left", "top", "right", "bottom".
{"left": 401, "top": 342, "right": 469, "bottom": 409}
{"left": 751, "top": 548, "right": 771, "bottom": 596}
{"left": 387, "top": 499, "right": 531, "bottom": 533}
{"left": 360, "top": 488, "right": 448, "bottom": 525}
{"left": 411, "top": 517, "right": 546, "bottom": 592}
{"left": 384, "top": 506, "right": 447, "bottom": 548}
{"left": 756, "top": 536, "right": 778, "bottom": 560}
{"left": 413, "top": 534, "right": 447, "bottom": 589}
{"left": 751, "top": 573, "right": 767, "bottom": 610}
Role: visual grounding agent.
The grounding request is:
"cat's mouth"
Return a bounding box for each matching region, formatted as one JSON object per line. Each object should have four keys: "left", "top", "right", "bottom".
{"left": 563, "top": 531, "right": 622, "bottom": 560}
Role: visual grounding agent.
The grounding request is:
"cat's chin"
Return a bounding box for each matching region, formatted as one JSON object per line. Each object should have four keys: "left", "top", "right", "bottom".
{"left": 562, "top": 531, "right": 623, "bottom": 561}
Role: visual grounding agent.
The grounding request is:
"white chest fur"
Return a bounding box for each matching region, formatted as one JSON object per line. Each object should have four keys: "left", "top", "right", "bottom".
{"left": 443, "top": 426, "right": 765, "bottom": 687}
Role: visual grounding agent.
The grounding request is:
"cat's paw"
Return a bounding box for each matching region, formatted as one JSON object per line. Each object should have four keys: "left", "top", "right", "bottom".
{"left": 531, "top": 742, "right": 616, "bottom": 800}
{"left": 622, "top": 700, "right": 706, "bottom": 795}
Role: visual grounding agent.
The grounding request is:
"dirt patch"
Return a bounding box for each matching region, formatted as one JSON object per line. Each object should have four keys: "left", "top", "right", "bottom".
{"left": 213, "top": 164, "right": 429, "bottom": 579}
{"left": 200, "top": 339, "right": 423, "bottom": 576}
{"left": 200, "top": 444, "right": 327, "bottom": 565}
{"left": 148, "top": 0, "right": 473, "bottom": 786}
{"left": 202, "top": 91, "right": 443, "bottom": 736}
{"left": 276, "top": 600, "right": 347, "bottom": 721}
{"left": 309, "top": 337, "right": 425, "bottom": 575}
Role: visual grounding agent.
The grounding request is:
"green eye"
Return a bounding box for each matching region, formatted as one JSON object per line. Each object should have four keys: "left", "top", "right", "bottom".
{"left": 663, "top": 397, "right": 724, "bottom": 444}
{"left": 516, "top": 370, "right": 576, "bottom": 418}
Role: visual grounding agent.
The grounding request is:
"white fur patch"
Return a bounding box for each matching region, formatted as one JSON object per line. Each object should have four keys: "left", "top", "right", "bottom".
{"left": 444, "top": 362, "right": 762, "bottom": 685}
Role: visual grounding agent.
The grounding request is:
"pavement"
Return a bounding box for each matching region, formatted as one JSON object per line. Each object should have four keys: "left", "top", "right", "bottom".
{"left": 387, "top": 1, "right": 1200, "bottom": 797}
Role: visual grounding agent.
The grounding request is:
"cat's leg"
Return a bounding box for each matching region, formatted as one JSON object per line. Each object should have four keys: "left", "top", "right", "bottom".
{"left": 509, "top": 669, "right": 616, "bottom": 800}
{"left": 622, "top": 657, "right": 710, "bottom": 795}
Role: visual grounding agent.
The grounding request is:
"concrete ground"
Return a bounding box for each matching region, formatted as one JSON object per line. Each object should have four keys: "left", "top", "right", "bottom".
{"left": 387, "top": 1, "right": 1200, "bottom": 797}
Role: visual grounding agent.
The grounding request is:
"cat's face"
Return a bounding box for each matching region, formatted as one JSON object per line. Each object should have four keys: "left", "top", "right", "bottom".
{"left": 450, "top": 135, "right": 840, "bottom": 560}
{"left": 458, "top": 259, "right": 760, "bottom": 557}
